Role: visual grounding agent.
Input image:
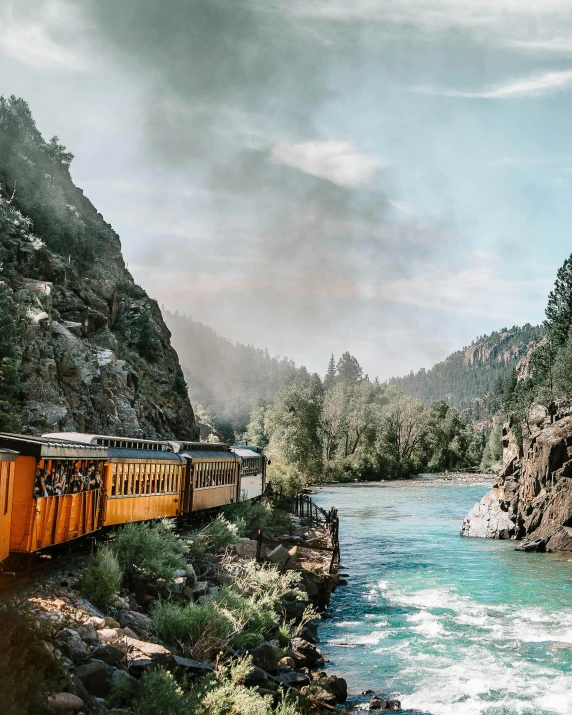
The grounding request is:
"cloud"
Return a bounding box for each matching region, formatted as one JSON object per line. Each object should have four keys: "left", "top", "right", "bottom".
{"left": 415, "top": 68, "right": 572, "bottom": 99}
{"left": 0, "top": 0, "right": 89, "bottom": 70}
{"left": 270, "top": 140, "right": 380, "bottom": 187}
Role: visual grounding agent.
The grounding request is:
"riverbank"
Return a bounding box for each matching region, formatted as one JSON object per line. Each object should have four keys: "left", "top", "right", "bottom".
{"left": 0, "top": 498, "right": 399, "bottom": 714}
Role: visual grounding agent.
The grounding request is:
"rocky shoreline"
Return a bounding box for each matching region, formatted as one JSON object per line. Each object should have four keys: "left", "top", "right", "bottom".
{"left": 0, "top": 507, "right": 401, "bottom": 714}
{"left": 461, "top": 409, "right": 572, "bottom": 552}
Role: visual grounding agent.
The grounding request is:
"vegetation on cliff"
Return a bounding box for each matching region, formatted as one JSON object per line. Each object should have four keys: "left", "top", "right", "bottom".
{"left": 0, "top": 96, "right": 196, "bottom": 437}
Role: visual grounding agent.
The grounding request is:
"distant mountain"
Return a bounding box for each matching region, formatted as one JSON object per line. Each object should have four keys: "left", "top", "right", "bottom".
{"left": 164, "top": 311, "right": 309, "bottom": 440}
{"left": 389, "top": 324, "right": 545, "bottom": 426}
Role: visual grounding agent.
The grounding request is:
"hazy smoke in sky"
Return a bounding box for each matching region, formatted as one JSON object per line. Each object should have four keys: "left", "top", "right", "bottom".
{"left": 82, "top": 0, "right": 463, "bottom": 376}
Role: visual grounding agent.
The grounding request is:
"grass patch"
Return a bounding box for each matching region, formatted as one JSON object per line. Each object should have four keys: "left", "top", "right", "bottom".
{"left": 222, "top": 499, "right": 293, "bottom": 538}
{"left": 151, "top": 601, "right": 235, "bottom": 662}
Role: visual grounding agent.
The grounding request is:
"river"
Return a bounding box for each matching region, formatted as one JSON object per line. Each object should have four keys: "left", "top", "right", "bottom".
{"left": 313, "top": 477, "right": 572, "bottom": 715}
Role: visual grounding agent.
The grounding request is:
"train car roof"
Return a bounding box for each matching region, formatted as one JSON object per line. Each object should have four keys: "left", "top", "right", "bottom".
{"left": 168, "top": 441, "right": 231, "bottom": 453}
{"left": 176, "top": 449, "right": 238, "bottom": 461}
{"left": 43, "top": 433, "right": 172, "bottom": 452}
{"left": 230, "top": 447, "right": 264, "bottom": 459}
{"left": 0, "top": 448, "right": 18, "bottom": 462}
{"left": 107, "top": 448, "right": 186, "bottom": 462}
{"left": 0, "top": 433, "right": 108, "bottom": 459}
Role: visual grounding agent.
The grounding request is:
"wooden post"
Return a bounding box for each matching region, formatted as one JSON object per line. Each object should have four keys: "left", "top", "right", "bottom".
{"left": 256, "top": 529, "right": 262, "bottom": 562}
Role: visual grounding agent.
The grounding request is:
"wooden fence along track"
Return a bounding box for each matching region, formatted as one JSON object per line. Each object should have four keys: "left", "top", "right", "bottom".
{"left": 256, "top": 492, "right": 341, "bottom": 579}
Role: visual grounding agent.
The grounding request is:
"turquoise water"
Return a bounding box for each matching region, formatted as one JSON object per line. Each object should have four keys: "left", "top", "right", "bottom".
{"left": 314, "top": 477, "right": 572, "bottom": 715}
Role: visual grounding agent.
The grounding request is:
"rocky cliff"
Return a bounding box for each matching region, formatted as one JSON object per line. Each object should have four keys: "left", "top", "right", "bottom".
{"left": 461, "top": 403, "right": 572, "bottom": 551}
{"left": 0, "top": 97, "right": 197, "bottom": 439}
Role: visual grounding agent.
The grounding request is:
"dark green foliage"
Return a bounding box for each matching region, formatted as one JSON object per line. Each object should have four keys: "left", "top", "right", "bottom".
{"left": 77, "top": 545, "right": 123, "bottom": 609}
{"left": 0, "top": 607, "right": 66, "bottom": 715}
{"left": 222, "top": 498, "right": 292, "bottom": 538}
{"left": 481, "top": 420, "right": 503, "bottom": 472}
{"left": 133, "top": 668, "right": 193, "bottom": 715}
{"left": 544, "top": 255, "right": 572, "bottom": 347}
{"left": 113, "top": 520, "right": 187, "bottom": 592}
{"left": 136, "top": 309, "right": 162, "bottom": 362}
{"left": 0, "top": 283, "right": 21, "bottom": 431}
{"left": 335, "top": 351, "right": 363, "bottom": 385}
{"left": 324, "top": 353, "right": 336, "bottom": 390}
{"left": 173, "top": 368, "right": 188, "bottom": 398}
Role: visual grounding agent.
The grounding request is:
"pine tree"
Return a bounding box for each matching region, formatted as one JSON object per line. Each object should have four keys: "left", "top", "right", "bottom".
{"left": 545, "top": 254, "right": 572, "bottom": 347}
{"left": 324, "top": 354, "right": 336, "bottom": 391}
{"left": 335, "top": 352, "right": 362, "bottom": 386}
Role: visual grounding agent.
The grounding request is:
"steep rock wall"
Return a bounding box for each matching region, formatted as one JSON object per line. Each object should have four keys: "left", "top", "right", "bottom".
{"left": 461, "top": 410, "right": 572, "bottom": 550}
{"left": 0, "top": 99, "right": 197, "bottom": 439}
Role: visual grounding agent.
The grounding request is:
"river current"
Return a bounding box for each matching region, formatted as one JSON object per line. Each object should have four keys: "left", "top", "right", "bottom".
{"left": 313, "top": 478, "right": 572, "bottom": 715}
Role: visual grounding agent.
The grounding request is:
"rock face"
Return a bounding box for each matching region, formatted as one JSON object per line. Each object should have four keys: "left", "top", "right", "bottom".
{"left": 0, "top": 99, "right": 197, "bottom": 438}
{"left": 462, "top": 412, "right": 572, "bottom": 550}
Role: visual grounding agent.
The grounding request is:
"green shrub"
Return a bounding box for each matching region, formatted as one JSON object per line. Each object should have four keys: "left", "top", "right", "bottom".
{"left": 132, "top": 667, "right": 191, "bottom": 715}
{"left": 216, "top": 586, "right": 277, "bottom": 649}
{"left": 151, "top": 601, "right": 234, "bottom": 661}
{"left": 188, "top": 657, "right": 300, "bottom": 715}
{"left": 77, "top": 544, "right": 123, "bottom": 609}
{"left": 113, "top": 520, "right": 186, "bottom": 592}
{"left": 233, "top": 561, "right": 305, "bottom": 609}
{"left": 222, "top": 499, "right": 293, "bottom": 538}
{"left": 0, "top": 607, "right": 67, "bottom": 715}
{"left": 186, "top": 515, "right": 240, "bottom": 558}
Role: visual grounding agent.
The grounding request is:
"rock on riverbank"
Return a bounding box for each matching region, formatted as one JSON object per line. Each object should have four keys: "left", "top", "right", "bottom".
{"left": 461, "top": 409, "right": 572, "bottom": 551}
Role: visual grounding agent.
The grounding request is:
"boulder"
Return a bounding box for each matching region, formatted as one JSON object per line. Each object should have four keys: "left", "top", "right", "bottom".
{"left": 111, "top": 669, "right": 140, "bottom": 700}
{"left": 460, "top": 488, "right": 515, "bottom": 539}
{"left": 289, "top": 637, "right": 323, "bottom": 668}
{"left": 248, "top": 642, "right": 279, "bottom": 674}
{"left": 278, "top": 656, "right": 296, "bottom": 670}
{"left": 76, "top": 621, "right": 98, "bottom": 645}
{"left": 267, "top": 544, "right": 290, "bottom": 567}
{"left": 89, "top": 617, "right": 105, "bottom": 629}
{"left": 119, "top": 610, "right": 153, "bottom": 635}
{"left": 92, "top": 644, "right": 127, "bottom": 667}
{"left": 282, "top": 600, "right": 310, "bottom": 624}
{"left": 315, "top": 674, "right": 347, "bottom": 703}
{"left": 125, "top": 636, "right": 176, "bottom": 668}
{"left": 104, "top": 617, "right": 120, "bottom": 628}
{"left": 235, "top": 538, "right": 258, "bottom": 559}
{"left": 193, "top": 581, "right": 209, "bottom": 599}
{"left": 75, "top": 660, "right": 114, "bottom": 698}
{"left": 172, "top": 655, "right": 214, "bottom": 676}
{"left": 369, "top": 696, "right": 401, "bottom": 710}
{"left": 96, "top": 628, "right": 120, "bottom": 644}
{"left": 301, "top": 684, "right": 337, "bottom": 707}
{"left": 241, "top": 665, "right": 269, "bottom": 688}
{"left": 516, "top": 538, "right": 546, "bottom": 552}
{"left": 300, "top": 626, "right": 320, "bottom": 645}
{"left": 276, "top": 671, "right": 311, "bottom": 689}
{"left": 65, "top": 637, "right": 89, "bottom": 662}
{"left": 47, "top": 692, "right": 85, "bottom": 714}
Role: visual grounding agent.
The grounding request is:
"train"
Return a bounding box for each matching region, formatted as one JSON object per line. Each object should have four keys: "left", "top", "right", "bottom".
{"left": 0, "top": 431, "right": 267, "bottom": 565}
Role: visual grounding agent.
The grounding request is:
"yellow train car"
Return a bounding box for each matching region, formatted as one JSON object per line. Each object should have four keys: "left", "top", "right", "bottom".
{"left": 0, "top": 433, "right": 108, "bottom": 554}
{"left": 0, "top": 449, "right": 18, "bottom": 562}
{"left": 45, "top": 434, "right": 187, "bottom": 526}
{"left": 170, "top": 442, "right": 240, "bottom": 513}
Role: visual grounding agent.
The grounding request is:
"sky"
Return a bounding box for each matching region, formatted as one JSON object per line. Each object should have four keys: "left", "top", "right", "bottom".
{"left": 0, "top": 0, "right": 570, "bottom": 379}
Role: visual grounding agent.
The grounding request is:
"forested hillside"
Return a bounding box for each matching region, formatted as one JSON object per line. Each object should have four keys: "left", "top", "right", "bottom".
{"left": 0, "top": 96, "right": 197, "bottom": 438}
{"left": 389, "top": 324, "right": 544, "bottom": 424}
{"left": 164, "top": 311, "right": 308, "bottom": 439}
